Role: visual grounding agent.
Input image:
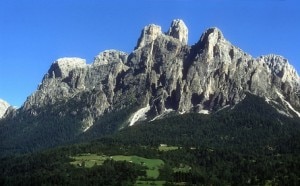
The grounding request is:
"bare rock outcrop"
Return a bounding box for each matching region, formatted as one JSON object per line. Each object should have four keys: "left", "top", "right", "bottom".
{"left": 93, "top": 50, "right": 128, "bottom": 66}
{"left": 17, "top": 19, "right": 300, "bottom": 128}
{"left": 167, "top": 19, "right": 188, "bottom": 45}
{"left": 135, "top": 24, "right": 162, "bottom": 50}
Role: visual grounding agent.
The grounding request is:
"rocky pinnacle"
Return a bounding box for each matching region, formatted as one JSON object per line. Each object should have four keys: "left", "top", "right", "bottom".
{"left": 16, "top": 19, "right": 300, "bottom": 128}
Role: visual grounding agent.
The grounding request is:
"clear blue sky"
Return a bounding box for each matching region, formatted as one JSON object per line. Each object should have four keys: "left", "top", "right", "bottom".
{"left": 0, "top": 0, "right": 299, "bottom": 107}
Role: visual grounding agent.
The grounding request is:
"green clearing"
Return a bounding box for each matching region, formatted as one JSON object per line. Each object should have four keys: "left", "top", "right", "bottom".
{"left": 70, "top": 153, "right": 107, "bottom": 168}
{"left": 158, "top": 145, "right": 178, "bottom": 151}
{"left": 173, "top": 164, "right": 191, "bottom": 173}
{"left": 70, "top": 154, "right": 164, "bottom": 179}
{"left": 135, "top": 180, "right": 166, "bottom": 186}
{"left": 112, "top": 155, "right": 164, "bottom": 178}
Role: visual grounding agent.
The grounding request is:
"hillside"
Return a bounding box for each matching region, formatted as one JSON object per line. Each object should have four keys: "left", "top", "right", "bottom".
{"left": 1, "top": 94, "right": 300, "bottom": 185}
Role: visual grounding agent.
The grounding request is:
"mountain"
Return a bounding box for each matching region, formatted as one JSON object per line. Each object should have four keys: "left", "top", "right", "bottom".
{"left": 0, "top": 19, "right": 300, "bottom": 155}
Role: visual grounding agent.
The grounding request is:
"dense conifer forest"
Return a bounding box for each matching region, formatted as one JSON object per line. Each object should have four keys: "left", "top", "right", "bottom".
{"left": 1, "top": 94, "right": 300, "bottom": 185}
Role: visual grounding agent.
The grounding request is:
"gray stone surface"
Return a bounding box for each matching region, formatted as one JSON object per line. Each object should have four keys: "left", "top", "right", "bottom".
{"left": 17, "top": 19, "right": 300, "bottom": 128}
{"left": 167, "top": 19, "right": 188, "bottom": 45}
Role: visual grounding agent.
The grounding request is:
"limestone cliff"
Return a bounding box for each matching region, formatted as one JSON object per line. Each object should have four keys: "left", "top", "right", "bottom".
{"left": 15, "top": 19, "right": 300, "bottom": 129}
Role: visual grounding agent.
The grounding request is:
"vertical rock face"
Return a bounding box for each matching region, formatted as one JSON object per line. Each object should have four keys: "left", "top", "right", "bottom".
{"left": 23, "top": 58, "right": 88, "bottom": 112}
{"left": 48, "top": 58, "right": 87, "bottom": 78}
{"left": 261, "top": 54, "right": 300, "bottom": 106}
{"left": 0, "top": 99, "right": 10, "bottom": 119}
{"left": 22, "top": 50, "right": 129, "bottom": 127}
{"left": 167, "top": 19, "right": 188, "bottom": 45}
{"left": 1, "top": 19, "right": 300, "bottom": 155}
{"left": 262, "top": 54, "right": 299, "bottom": 87}
{"left": 10, "top": 19, "right": 300, "bottom": 130}
{"left": 135, "top": 24, "right": 162, "bottom": 49}
{"left": 93, "top": 50, "right": 128, "bottom": 66}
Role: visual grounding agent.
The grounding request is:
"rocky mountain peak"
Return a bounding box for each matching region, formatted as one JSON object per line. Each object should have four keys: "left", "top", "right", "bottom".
{"left": 167, "top": 19, "right": 188, "bottom": 45}
{"left": 12, "top": 20, "right": 300, "bottom": 130}
{"left": 48, "top": 58, "right": 87, "bottom": 78}
{"left": 261, "top": 54, "right": 299, "bottom": 82}
{"left": 197, "top": 27, "right": 227, "bottom": 61}
{"left": 93, "top": 50, "right": 128, "bottom": 66}
{"left": 200, "top": 27, "right": 224, "bottom": 44}
{"left": 2, "top": 19, "right": 300, "bottom": 155}
{"left": 135, "top": 19, "right": 189, "bottom": 50}
{"left": 135, "top": 24, "right": 162, "bottom": 49}
{"left": 0, "top": 99, "right": 10, "bottom": 119}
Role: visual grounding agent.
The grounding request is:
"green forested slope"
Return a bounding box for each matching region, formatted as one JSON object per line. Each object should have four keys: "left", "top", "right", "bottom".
{"left": 1, "top": 94, "right": 300, "bottom": 185}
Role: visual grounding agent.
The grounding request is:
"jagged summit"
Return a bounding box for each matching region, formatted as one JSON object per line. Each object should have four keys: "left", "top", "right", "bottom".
{"left": 1, "top": 19, "right": 300, "bottom": 155}
{"left": 260, "top": 54, "right": 299, "bottom": 83}
{"left": 48, "top": 58, "right": 87, "bottom": 78}
{"left": 135, "top": 19, "right": 189, "bottom": 50}
{"left": 167, "top": 19, "right": 188, "bottom": 44}
{"left": 135, "top": 24, "right": 162, "bottom": 49}
{"left": 20, "top": 19, "right": 300, "bottom": 120}
{"left": 199, "top": 27, "right": 224, "bottom": 46}
{"left": 93, "top": 50, "right": 128, "bottom": 66}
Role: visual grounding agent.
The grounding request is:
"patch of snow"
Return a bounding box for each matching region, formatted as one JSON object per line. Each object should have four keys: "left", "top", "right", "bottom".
{"left": 179, "top": 110, "right": 186, "bottom": 115}
{"left": 83, "top": 125, "right": 91, "bottom": 132}
{"left": 199, "top": 109, "right": 210, "bottom": 114}
{"left": 150, "top": 113, "right": 162, "bottom": 122}
{"left": 150, "top": 108, "right": 174, "bottom": 122}
{"left": 129, "top": 104, "right": 150, "bottom": 126}
{"left": 82, "top": 116, "right": 94, "bottom": 132}
{"left": 265, "top": 97, "right": 271, "bottom": 104}
{"left": 216, "top": 105, "right": 230, "bottom": 113}
{"left": 276, "top": 91, "right": 300, "bottom": 118}
{"left": 265, "top": 95, "right": 293, "bottom": 117}
{"left": 275, "top": 109, "right": 291, "bottom": 117}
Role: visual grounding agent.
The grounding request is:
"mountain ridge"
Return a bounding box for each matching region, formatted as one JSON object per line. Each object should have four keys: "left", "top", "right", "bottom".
{"left": 20, "top": 20, "right": 300, "bottom": 118}
{"left": 0, "top": 19, "right": 300, "bottom": 155}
